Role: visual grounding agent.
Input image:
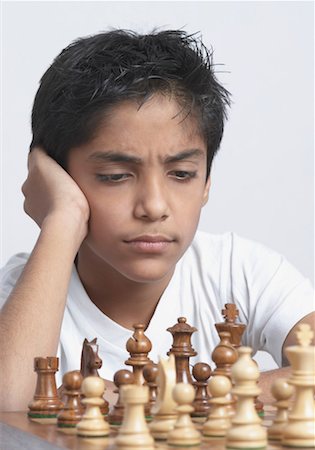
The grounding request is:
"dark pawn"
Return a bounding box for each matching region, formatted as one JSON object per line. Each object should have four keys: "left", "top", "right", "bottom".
{"left": 57, "top": 370, "right": 84, "bottom": 433}
{"left": 143, "top": 363, "right": 159, "bottom": 420}
{"left": 108, "top": 369, "right": 135, "bottom": 426}
{"left": 191, "top": 362, "right": 212, "bottom": 422}
{"left": 167, "top": 317, "right": 197, "bottom": 384}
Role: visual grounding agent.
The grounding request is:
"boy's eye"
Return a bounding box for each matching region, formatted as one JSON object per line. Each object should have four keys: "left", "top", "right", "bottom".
{"left": 170, "top": 170, "right": 197, "bottom": 181}
{"left": 96, "top": 173, "right": 131, "bottom": 183}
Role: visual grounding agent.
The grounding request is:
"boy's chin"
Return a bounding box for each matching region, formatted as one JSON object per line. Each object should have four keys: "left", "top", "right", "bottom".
{"left": 119, "top": 263, "right": 176, "bottom": 284}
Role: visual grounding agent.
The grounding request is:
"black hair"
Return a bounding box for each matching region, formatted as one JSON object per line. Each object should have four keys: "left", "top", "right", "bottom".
{"left": 31, "top": 29, "right": 231, "bottom": 177}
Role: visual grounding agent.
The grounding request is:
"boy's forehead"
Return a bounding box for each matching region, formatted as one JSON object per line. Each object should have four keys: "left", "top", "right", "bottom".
{"left": 91, "top": 95, "right": 206, "bottom": 147}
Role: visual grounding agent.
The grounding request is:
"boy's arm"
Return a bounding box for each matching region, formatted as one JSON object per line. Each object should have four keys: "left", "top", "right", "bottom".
{"left": 0, "top": 149, "right": 89, "bottom": 411}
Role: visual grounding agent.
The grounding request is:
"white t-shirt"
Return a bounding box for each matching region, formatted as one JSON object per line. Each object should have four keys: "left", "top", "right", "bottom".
{"left": 1, "top": 231, "right": 314, "bottom": 386}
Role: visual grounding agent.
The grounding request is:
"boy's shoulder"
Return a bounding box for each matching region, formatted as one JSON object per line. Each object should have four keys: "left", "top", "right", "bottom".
{"left": 0, "top": 253, "right": 30, "bottom": 306}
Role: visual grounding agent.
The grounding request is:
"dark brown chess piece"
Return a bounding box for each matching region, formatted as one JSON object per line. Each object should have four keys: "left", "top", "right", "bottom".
{"left": 167, "top": 317, "right": 197, "bottom": 384}
{"left": 108, "top": 369, "right": 135, "bottom": 426}
{"left": 215, "top": 303, "right": 246, "bottom": 348}
{"left": 191, "top": 362, "right": 212, "bottom": 422}
{"left": 212, "top": 331, "right": 238, "bottom": 378}
{"left": 143, "top": 362, "right": 159, "bottom": 420}
{"left": 125, "top": 324, "right": 153, "bottom": 385}
{"left": 28, "top": 356, "right": 64, "bottom": 423}
{"left": 57, "top": 370, "right": 84, "bottom": 433}
{"left": 80, "top": 338, "right": 109, "bottom": 416}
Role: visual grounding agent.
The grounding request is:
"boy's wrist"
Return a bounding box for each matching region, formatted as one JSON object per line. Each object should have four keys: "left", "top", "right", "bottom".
{"left": 41, "top": 211, "right": 88, "bottom": 249}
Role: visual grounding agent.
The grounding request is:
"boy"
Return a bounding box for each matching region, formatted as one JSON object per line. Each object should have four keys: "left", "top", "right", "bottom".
{"left": 0, "top": 29, "right": 314, "bottom": 411}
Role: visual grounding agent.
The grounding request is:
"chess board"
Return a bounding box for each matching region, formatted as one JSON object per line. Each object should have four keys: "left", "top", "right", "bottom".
{"left": 0, "top": 407, "right": 281, "bottom": 450}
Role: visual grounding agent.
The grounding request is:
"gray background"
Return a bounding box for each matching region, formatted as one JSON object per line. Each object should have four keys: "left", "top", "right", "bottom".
{"left": 1, "top": 1, "right": 314, "bottom": 368}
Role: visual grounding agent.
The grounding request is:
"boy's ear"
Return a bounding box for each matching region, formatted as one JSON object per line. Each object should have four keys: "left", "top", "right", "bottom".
{"left": 202, "top": 176, "right": 211, "bottom": 206}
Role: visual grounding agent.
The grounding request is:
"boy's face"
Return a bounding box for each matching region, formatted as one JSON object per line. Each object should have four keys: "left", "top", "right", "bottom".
{"left": 68, "top": 94, "right": 211, "bottom": 283}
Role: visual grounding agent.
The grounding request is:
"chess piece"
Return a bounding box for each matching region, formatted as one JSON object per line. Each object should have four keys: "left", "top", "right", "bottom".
{"left": 268, "top": 378, "right": 294, "bottom": 441}
{"left": 57, "top": 370, "right": 84, "bottom": 433}
{"left": 76, "top": 376, "right": 110, "bottom": 439}
{"left": 143, "top": 363, "right": 159, "bottom": 420}
{"left": 167, "top": 382, "right": 201, "bottom": 447}
{"left": 149, "top": 354, "right": 178, "bottom": 440}
{"left": 28, "top": 356, "right": 64, "bottom": 423}
{"left": 80, "top": 337, "right": 109, "bottom": 416}
{"left": 212, "top": 331, "right": 238, "bottom": 378}
{"left": 282, "top": 324, "right": 315, "bottom": 448}
{"left": 225, "top": 347, "right": 267, "bottom": 449}
{"left": 125, "top": 324, "right": 153, "bottom": 385}
{"left": 191, "top": 362, "right": 212, "bottom": 422}
{"left": 202, "top": 375, "right": 232, "bottom": 438}
{"left": 215, "top": 303, "right": 246, "bottom": 348}
{"left": 167, "top": 317, "right": 197, "bottom": 383}
{"left": 108, "top": 369, "right": 135, "bottom": 426}
{"left": 115, "top": 384, "right": 155, "bottom": 449}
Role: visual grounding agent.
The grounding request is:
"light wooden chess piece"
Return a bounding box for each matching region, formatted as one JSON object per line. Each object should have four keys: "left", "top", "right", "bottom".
{"left": 57, "top": 370, "right": 84, "bottom": 434}
{"left": 149, "top": 354, "right": 178, "bottom": 440}
{"left": 115, "top": 384, "right": 154, "bottom": 449}
{"left": 225, "top": 347, "right": 267, "bottom": 449}
{"left": 203, "top": 375, "right": 232, "bottom": 438}
{"left": 268, "top": 377, "right": 294, "bottom": 441}
{"left": 167, "top": 382, "right": 201, "bottom": 447}
{"left": 76, "top": 376, "right": 110, "bottom": 440}
{"left": 282, "top": 323, "right": 315, "bottom": 448}
{"left": 28, "top": 356, "right": 64, "bottom": 423}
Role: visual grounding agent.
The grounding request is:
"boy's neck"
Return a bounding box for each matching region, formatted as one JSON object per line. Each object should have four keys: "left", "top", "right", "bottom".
{"left": 75, "top": 249, "right": 175, "bottom": 331}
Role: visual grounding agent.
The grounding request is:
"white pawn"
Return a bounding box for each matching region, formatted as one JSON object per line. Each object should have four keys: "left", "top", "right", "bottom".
{"left": 203, "top": 375, "right": 232, "bottom": 438}
{"left": 268, "top": 378, "right": 294, "bottom": 441}
{"left": 115, "top": 384, "right": 154, "bottom": 449}
{"left": 167, "top": 382, "right": 201, "bottom": 447}
{"left": 282, "top": 324, "right": 315, "bottom": 448}
{"left": 76, "top": 376, "right": 110, "bottom": 439}
{"left": 225, "top": 347, "right": 267, "bottom": 449}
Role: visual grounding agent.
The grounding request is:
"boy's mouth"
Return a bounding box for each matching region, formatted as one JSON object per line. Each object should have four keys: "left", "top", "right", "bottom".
{"left": 123, "top": 235, "right": 174, "bottom": 253}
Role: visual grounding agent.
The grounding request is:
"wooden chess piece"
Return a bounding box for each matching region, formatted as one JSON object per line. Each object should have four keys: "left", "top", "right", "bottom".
{"left": 191, "top": 362, "right": 212, "bottom": 423}
{"left": 125, "top": 324, "right": 153, "bottom": 385}
{"left": 76, "top": 376, "right": 110, "bottom": 439}
{"left": 282, "top": 324, "right": 315, "bottom": 448}
{"left": 143, "top": 363, "right": 159, "bottom": 420}
{"left": 149, "top": 354, "right": 178, "bottom": 440}
{"left": 80, "top": 337, "right": 109, "bottom": 416}
{"left": 212, "top": 331, "right": 238, "bottom": 378}
{"left": 268, "top": 377, "right": 294, "bottom": 441}
{"left": 108, "top": 369, "right": 135, "bottom": 426}
{"left": 57, "top": 370, "right": 84, "bottom": 433}
{"left": 167, "top": 382, "right": 201, "bottom": 447}
{"left": 225, "top": 347, "right": 267, "bottom": 449}
{"left": 167, "top": 317, "right": 197, "bottom": 383}
{"left": 28, "top": 356, "right": 64, "bottom": 423}
{"left": 202, "top": 375, "right": 232, "bottom": 438}
{"left": 115, "top": 384, "right": 155, "bottom": 449}
{"left": 215, "top": 303, "right": 246, "bottom": 348}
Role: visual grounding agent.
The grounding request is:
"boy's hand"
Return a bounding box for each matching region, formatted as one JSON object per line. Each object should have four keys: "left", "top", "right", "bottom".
{"left": 22, "top": 148, "right": 90, "bottom": 241}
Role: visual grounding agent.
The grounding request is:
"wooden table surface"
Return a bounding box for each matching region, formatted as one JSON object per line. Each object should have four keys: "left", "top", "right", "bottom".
{"left": 0, "top": 409, "right": 284, "bottom": 450}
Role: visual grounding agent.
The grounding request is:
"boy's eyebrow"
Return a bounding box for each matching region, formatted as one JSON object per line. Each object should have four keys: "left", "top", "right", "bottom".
{"left": 164, "top": 148, "right": 205, "bottom": 163}
{"left": 87, "top": 148, "right": 205, "bottom": 164}
{"left": 87, "top": 151, "right": 142, "bottom": 164}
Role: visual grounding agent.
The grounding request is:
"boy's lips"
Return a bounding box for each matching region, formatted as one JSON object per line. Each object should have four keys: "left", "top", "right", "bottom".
{"left": 123, "top": 235, "right": 175, "bottom": 253}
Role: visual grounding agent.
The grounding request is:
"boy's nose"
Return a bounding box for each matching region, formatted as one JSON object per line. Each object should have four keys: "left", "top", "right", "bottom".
{"left": 133, "top": 175, "right": 170, "bottom": 222}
